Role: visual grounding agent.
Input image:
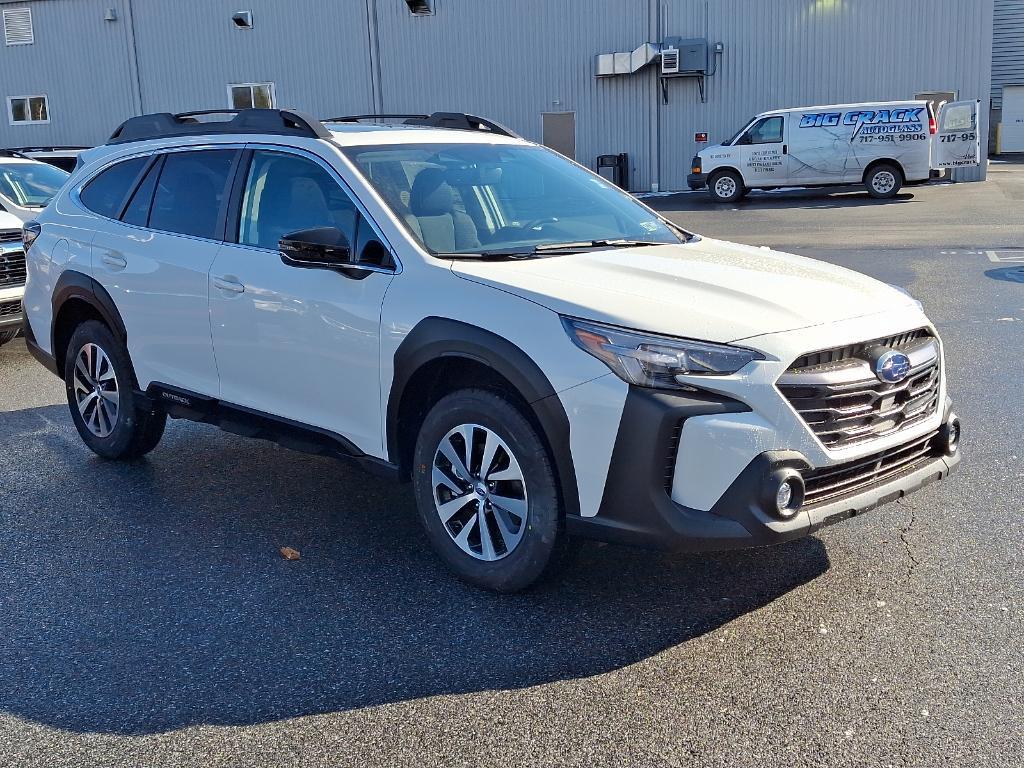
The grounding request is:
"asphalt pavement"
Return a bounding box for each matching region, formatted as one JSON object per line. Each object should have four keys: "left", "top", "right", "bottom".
{"left": 1, "top": 165, "right": 1022, "bottom": 767}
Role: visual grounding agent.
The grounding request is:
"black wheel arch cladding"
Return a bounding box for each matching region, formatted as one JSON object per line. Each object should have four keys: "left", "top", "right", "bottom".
{"left": 51, "top": 270, "right": 128, "bottom": 367}
{"left": 388, "top": 316, "right": 580, "bottom": 518}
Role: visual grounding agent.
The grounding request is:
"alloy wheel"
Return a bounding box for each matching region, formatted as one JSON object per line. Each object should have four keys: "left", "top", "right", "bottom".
{"left": 431, "top": 423, "right": 528, "bottom": 561}
{"left": 73, "top": 342, "right": 120, "bottom": 438}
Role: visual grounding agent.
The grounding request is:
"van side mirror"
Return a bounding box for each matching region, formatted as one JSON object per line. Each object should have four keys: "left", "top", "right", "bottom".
{"left": 279, "top": 227, "right": 351, "bottom": 269}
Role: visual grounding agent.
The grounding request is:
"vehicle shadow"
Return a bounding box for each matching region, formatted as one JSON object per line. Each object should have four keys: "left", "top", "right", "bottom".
{"left": 647, "top": 188, "right": 917, "bottom": 212}
{"left": 984, "top": 266, "right": 1024, "bottom": 284}
{"left": 0, "top": 405, "right": 830, "bottom": 735}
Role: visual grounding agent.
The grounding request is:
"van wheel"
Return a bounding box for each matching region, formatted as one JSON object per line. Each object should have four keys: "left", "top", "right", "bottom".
{"left": 411, "top": 389, "right": 562, "bottom": 592}
{"left": 865, "top": 163, "right": 902, "bottom": 199}
{"left": 708, "top": 170, "right": 744, "bottom": 203}
{"left": 64, "top": 320, "right": 167, "bottom": 460}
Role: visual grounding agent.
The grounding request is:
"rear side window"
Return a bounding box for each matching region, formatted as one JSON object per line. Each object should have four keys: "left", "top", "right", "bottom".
{"left": 149, "top": 150, "right": 236, "bottom": 239}
{"left": 80, "top": 157, "right": 147, "bottom": 219}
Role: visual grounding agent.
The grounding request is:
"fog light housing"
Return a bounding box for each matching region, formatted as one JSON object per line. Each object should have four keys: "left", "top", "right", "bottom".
{"left": 939, "top": 416, "right": 961, "bottom": 456}
{"left": 764, "top": 468, "right": 805, "bottom": 520}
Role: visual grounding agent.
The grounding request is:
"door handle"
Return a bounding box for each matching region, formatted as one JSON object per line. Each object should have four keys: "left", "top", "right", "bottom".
{"left": 213, "top": 276, "right": 245, "bottom": 294}
{"left": 782, "top": 144, "right": 788, "bottom": 155}
{"left": 100, "top": 253, "right": 127, "bottom": 270}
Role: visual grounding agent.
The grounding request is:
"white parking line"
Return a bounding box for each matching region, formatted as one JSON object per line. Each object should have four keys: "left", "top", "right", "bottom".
{"left": 987, "top": 250, "right": 1024, "bottom": 263}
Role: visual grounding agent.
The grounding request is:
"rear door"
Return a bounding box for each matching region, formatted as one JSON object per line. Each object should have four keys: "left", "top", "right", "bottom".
{"left": 933, "top": 100, "right": 981, "bottom": 169}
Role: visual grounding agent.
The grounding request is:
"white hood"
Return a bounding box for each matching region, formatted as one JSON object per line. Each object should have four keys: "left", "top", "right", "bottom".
{"left": 0, "top": 208, "right": 24, "bottom": 233}
{"left": 451, "top": 238, "right": 918, "bottom": 343}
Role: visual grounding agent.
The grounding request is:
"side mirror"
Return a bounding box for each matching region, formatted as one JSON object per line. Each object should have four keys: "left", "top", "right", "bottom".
{"left": 279, "top": 227, "right": 351, "bottom": 270}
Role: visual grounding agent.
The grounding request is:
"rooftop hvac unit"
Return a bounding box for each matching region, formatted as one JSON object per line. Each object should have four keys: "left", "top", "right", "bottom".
{"left": 661, "top": 48, "right": 680, "bottom": 76}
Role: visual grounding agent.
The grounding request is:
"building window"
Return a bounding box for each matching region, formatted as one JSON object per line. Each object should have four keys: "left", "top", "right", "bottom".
{"left": 228, "top": 83, "right": 275, "bottom": 110}
{"left": 3, "top": 7, "right": 34, "bottom": 46}
{"left": 7, "top": 95, "right": 49, "bottom": 125}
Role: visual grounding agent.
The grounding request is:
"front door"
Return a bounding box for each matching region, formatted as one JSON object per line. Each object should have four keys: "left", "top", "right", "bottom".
{"left": 736, "top": 115, "right": 789, "bottom": 187}
{"left": 208, "top": 147, "right": 395, "bottom": 455}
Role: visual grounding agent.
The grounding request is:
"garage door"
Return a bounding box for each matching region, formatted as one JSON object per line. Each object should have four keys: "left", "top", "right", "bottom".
{"left": 1002, "top": 85, "right": 1024, "bottom": 153}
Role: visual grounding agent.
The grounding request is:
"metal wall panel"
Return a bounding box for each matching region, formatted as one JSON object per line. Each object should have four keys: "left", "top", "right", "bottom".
{"left": 993, "top": 0, "right": 1024, "bottom": 110}
{"left": 372, "top": 0, "right": 659, "bottom": 190}
{"left": 0, "top": 0, "right": 137, "bottom": 146}
{"left": 129, "top": 0, "right": 375, "bottom": 121}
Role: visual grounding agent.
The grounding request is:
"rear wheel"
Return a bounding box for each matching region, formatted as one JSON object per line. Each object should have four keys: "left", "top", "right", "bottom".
{"left": 865, "top": 163, "right": 902, "bottom": 199}
{"left": 0, "top": 329, "right": 18, "bottom": 347}
{"left": 64, "top": 320, "right": 166, "bottom": 460}
{"left": 411, "top": 389, "right": 563, "bottom": 592}
{"left": 708, "top": 170, "right": 745, "bottom": 203}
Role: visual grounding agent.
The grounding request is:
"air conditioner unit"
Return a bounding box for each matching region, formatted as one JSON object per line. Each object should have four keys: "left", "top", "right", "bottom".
{"left": 661, "top": 48, "right": 680, "bottom": 76}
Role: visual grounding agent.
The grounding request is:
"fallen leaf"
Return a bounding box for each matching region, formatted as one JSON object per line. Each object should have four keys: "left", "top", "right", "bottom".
{"left": 279, "top": 546, "right": 301, "bottom": 561}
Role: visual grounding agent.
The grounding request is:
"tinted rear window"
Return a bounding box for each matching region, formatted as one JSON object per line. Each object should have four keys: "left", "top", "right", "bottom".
{"left": 80, "top": 157, "right": 147, "bottom": 218}
{"left": 149, "top": 150, "right": 236, "bottom": 239}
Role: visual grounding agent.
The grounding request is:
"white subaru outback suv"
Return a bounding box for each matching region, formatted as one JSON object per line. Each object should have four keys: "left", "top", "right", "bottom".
{"left": 22, "top": 109, "right": 960, "bottom": 591}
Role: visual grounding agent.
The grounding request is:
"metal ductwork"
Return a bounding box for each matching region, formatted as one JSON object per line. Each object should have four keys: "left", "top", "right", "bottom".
{"left": 595, "top": 43, "right": 661, "bottom": 77}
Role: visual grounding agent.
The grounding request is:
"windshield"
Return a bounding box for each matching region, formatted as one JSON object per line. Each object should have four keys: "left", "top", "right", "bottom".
{"left": 0, "top": 161, "right": 70, "bottom": 208}
{"left": 342, "top": 143, "right": 685, "bottom": 255}
{"left": 724, "top": 118, "right": 756, "bottom": 146}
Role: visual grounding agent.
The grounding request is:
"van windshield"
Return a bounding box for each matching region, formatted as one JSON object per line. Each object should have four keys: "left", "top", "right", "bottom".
{"left": 0, "top": 160, "right": 70, "bottom": 208}
{"left": 342, "top": 143, "right": 685, "bottom": 256}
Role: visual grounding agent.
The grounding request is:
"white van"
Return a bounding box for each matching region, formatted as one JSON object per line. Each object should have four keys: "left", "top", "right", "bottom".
{"left": 688, "top": 100, "right": 980, "bottom": 202}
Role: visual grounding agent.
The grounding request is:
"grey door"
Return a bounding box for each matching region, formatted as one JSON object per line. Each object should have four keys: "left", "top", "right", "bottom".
{"left": 541, "top": 112, "right": 576, "bottom": 159}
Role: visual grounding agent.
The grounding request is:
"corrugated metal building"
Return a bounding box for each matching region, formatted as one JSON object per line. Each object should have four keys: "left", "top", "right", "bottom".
{"left": 993, "top": 0, "right": 1024, "bottom": 111}
{"left": 0, "top": 0, "right": 996, "bottom": 189}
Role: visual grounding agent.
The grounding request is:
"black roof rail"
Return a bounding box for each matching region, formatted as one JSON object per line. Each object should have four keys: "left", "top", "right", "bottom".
{"left": 324, "top": 111, "right": 520, "bottom": 138}
{"left": 107, "top": 108, "right": 333, "bottom": 145}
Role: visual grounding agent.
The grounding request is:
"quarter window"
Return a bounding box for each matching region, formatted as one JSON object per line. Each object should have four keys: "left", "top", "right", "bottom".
{"left": 228, "top": 83, "right": 275, "bottom": 110}
{"left": 148, "top": 150, "right": 236, "bottom": 239}
{"left": 237, "top": 150, "right": 359, "bottom": 251}
{"left": 7, "top": 95, "right": 48, "bottom": 124}
{"left": 80, "top": 157, "right": 147, "bottom": 219}
{"left": 120, "top": 157, "right": 161, "bottom": 227}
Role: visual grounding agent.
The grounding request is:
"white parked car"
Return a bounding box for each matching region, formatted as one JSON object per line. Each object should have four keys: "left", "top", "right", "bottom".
{"left": 688, "top": 99, "right": 981, "bottom": 202}
{"left": 0, "top": 151, "right": 71, "bottom": 223}
{"left": 22, "top": 109, "right": 960, "bottom": 591}
{"left": 0, "top": 207, "right": 25, "bottom": 347}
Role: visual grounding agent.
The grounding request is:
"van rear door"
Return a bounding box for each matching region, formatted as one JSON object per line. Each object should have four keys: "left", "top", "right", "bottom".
{"left": 933, "top": 100, "right": 980, "bottom": 169}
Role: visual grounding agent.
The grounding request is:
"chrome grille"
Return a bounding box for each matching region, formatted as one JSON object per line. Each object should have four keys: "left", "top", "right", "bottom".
{"left": 0, "top": 230, "right": 21, "bottom": 244}
{"left": 0, "top": 299, "right": 22, "bottom": 317}
{"left": 0, "top": 249, "right": 27, "bottom": 287}
{"left": 779, "top": 334, "right": 941, "bottom": 450}
{"left": 803, "top": 430, "right": 941, "bottom": 507}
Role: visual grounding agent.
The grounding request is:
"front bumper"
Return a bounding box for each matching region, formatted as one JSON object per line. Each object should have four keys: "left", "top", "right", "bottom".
{"left": 0, "top": 287, "right": 24, "bottom": 331}
{"left": 565, "top": 387, "right": 960, "bottom": 552}
{"left": 687, "top": 172, "right": 708, "bottom": 190}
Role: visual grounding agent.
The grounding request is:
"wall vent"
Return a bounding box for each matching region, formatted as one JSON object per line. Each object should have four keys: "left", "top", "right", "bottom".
{"left": 231, "top": 10, "right": 253, "bottom": 29}
{"left": 3, "top": 8, "right": 34, "bottom": 46}
{"left": 660, "top": 47, "right": 680, "bottom": 76}
{"left": 405, "top": 0, "right": 433, "bottom": 15}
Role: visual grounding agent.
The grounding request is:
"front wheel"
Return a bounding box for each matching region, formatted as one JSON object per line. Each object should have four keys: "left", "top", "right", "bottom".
{"left": 708, "top": 170, "right": 745, "bottom": 203}
{"left": 0, "top": 329, "right": 18, "bottom": 347}
{"left": 412, "top": 389, "right": 563, "bottom": 592}
{"left": 865, "top": 163, "right": 902, "bottom": 199}
{"left": 64, "top": 320, "right": 167, "bottom": 460}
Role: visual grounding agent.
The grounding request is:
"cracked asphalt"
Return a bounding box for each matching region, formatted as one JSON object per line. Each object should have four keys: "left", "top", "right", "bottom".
{"left": 1, "top": 165, "right": 1022, "bottom": 766}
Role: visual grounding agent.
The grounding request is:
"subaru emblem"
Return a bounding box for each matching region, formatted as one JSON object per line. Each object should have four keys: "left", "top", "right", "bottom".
{"left": 875, "top": 349, "right": 912, "bottom": 384}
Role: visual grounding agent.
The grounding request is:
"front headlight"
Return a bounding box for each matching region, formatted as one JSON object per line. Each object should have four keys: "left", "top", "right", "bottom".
{"left": 561, "top": 317, "right": 764, "bottom": 390}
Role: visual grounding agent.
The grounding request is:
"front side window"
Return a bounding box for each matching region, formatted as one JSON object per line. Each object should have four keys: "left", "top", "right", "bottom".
{"left": 237, "top": 150, "right": 359, "bottom": 251}
{"left": 80, "top": 157, "right": 147, "bottom": 218}
{"left": 343, "top": 143, "right": 684, "bottom": 255}
{"left": 7, "top": 95, "right": 48, "bottom": 124}
{"left": 747, "top": 116, "right": 784, "bottom": 144}
{"left": 0, "top": 159, "right": 69, "bottom": 208}
{"left": 149, "top": 150, "right": 236, "bottom": 239}
{"left": 228, "top": 83, "right": 275, "bottom": 110}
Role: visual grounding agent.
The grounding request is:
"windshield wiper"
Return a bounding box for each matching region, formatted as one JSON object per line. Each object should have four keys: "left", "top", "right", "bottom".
{"left": 533, "top": 239, "right": 663, "bottom": 252}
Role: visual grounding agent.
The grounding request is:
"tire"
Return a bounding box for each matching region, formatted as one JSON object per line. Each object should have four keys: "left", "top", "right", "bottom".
{"left": 0, "top": 329, "right": 18, "bottom": 347}
{"left": 865, "top": 163, "right": 902, "bottom": 199}
{"left": 708, "top": 170, "right": 745, "bottom": 203}
{"left": 63, "top": 320, "right": 166, "bottom": 460}
{"left": 411, "top": 388, "right": 563, "bottom": 592}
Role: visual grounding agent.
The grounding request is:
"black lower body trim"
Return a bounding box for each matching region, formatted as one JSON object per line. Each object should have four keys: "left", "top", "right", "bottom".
{"left": 687, "top": 172, "right": 708, "bottom": 190}
{"left": 147, "top": 383, "right": 400, "bottom": 481}
{"left": 23, "top": 317, "right": 61, "bottom": 377}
